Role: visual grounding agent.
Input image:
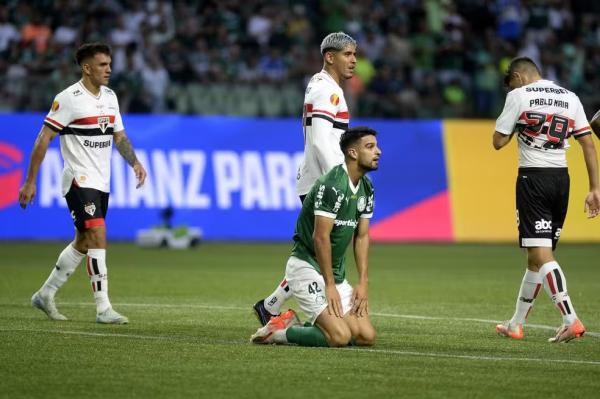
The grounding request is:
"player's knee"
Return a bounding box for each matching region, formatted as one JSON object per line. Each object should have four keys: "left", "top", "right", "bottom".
{"left": 326, "top": 325, "right": 352, "bottom": 347}
{"left": 356, "top": 327, "right": 377, "bottom": 346}
{"left": 80, "top": 227, "right": 106, "bottom": 249}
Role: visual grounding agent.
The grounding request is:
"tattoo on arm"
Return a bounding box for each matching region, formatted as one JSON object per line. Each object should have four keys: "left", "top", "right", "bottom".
{"left": 115, "top": 135, "right": 138, "bottom": 166}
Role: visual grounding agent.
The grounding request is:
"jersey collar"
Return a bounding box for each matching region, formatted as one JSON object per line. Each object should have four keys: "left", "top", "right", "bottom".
{"left": 78, "top": 80, "right": 103, "bottom": 100}
{"left": 320, "top": 69, "right": 341, "bottom": 89}
{"left": 342, "top": 163, "right": 359, "bottom": 194}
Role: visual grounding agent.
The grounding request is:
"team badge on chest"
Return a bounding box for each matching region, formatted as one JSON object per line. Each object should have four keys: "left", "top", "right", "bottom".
{"left": 84, "top": 202, "right": 96, "bottom": 216}
{"left": 98, "top": 116, "right": 110, "bottom": 133}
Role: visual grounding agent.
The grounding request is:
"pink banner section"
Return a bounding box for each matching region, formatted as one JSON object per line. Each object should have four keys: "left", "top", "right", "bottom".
{"left": 370, "top": 191, "right": 453, "bottom": 242}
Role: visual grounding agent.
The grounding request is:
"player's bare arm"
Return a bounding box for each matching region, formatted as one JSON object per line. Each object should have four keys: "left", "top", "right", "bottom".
{"left": 591, "top": 110, "right": 600, "bottom": 140}
{"left": 313, "top": 215, "right": 342, "bottom": 317}
{"left": 114, "top": 130, "right": 146, "bottom": 188}
{"left": 576, "top": 134, "right": 600, "bottom": 218}
{"left": 18, "top": 125, "right": 58, "bottom": 209}
{"left": 492, "top": 131, "right": 513, "bottom": 150}
{"left": 351, "top": 217, "right": 370, "bottom": 317}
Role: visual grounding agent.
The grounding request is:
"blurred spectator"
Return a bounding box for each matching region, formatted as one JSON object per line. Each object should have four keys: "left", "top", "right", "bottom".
{"left": 20, "top": 11, "right": 51, "bottom": 54}
{"left": 0, "top": 6, "right": 20, "bottom": 57}
{"left": 0, "top": 0, "right": 598, "bottom": 118}
{"left": 141, "top": 53, "right": 169, "bottom": 113}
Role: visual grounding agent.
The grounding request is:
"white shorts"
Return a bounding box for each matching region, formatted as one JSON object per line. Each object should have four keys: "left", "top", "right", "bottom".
{"left": 285, "top": 256, "right": 353, "bottom": 325}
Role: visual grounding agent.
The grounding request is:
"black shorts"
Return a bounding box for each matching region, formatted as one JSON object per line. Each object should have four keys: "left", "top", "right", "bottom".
{"left": 65, "top": 180, "right": 109, "bottom": 232}
{"left": 516, "top": 167, "right": 569, "bottom": 250}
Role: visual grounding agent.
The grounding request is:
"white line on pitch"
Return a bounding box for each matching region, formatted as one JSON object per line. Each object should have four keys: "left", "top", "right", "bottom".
{"left": 344, "top": 347, "right": 600, "bottom": 366}
{"left": 1, "top": 327, "right": 598, "bottom": 366}
{"left": 67, "top": 302, "right": 600, "bottom": 338}
{"left": 5, "top": 301, "right": 599, "bottom": 337}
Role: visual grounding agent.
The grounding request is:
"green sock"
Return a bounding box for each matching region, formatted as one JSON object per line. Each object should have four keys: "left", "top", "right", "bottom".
{"left": 286, "top": 325, "right": 329, "bottom": 347}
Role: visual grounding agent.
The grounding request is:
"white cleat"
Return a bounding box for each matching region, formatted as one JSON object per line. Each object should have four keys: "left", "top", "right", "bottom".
{"left": 31, "top": 291, "right": 68, "bottom": 321}
{"left": 250, "top": 309, "right": 300, "bottom": 344}
{"left": 96, "top": 308, "right": 129, "bottom": 324}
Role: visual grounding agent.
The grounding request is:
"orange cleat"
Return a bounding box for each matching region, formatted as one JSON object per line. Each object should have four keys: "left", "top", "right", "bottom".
{"left": 496, "top": 321, "right": 524, "bottom": 340}
{"left": 250, "top": 309, "right": 300, "bottom": 344}
{"left": 548, "top": 319, "right": 585, "bottom": 343}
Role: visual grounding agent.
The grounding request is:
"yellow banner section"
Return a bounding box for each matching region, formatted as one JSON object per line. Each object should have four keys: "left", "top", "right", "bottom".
{"left": 443, "top": 120, "right": 600, "bottom": 242}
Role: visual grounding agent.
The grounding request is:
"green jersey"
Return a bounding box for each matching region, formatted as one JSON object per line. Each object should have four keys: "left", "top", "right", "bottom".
{"left": 291, "top": 164, "right": 375, "bottom": 283}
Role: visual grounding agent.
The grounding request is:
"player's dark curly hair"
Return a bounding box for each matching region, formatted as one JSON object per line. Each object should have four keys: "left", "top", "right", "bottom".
{"left": 339, "top": 126, "right": 377, "bottom": 154}
{"left": 75, "top": 43, "right": 112, "bottom": 66}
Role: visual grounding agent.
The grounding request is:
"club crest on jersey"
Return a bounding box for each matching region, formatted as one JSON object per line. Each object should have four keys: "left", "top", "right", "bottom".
{"left": 330, "top": 94, "right": 340, "bottom": 106}
{"left": 357, "top": 196, "right": 366, "bottom": 212}
{"left": 98, "top": 116, "right": 110, "bottom": 133}
{"left": 84, "top": 202, "right": 96, "bottom": 216}
{"left": 51, "top": 101, "right": 60, "bottom": 112}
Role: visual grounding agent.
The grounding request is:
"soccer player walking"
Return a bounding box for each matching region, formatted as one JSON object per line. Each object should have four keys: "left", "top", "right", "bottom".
{"left": 251, "top": 127, "right": 380, "bottom": 347}
{"left": 253, "top": 32, "right": 356, "bottom": 325}
{"left": 19, "top": 43, "right": 147, "bottom": 324}
{"left": 493, "top": 57, "right": 600, "bottom": 342}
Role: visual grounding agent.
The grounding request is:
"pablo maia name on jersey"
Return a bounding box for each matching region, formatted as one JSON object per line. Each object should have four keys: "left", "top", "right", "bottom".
{"left": 529, "top": 98, "right": 569, "bottom": 108}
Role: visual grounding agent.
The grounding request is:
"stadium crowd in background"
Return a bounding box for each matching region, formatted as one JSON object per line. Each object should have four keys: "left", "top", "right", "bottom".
{"left": 0, "top": 0, "right": 599, "bottom": 118}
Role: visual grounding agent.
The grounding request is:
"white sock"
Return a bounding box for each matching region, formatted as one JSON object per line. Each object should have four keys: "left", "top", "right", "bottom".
{"left": 509, "top": 269, "right": 543, "bottom": 325}
{"left": 264, "top": 278, "right": 293, "bottom": 315}
{"left": 539, "top": 261, "right": 577, "bottom": 325}
{"left": 40, "top": 244, "right": 85, "bottom": 298}
{"left": 272, "top": 329, "right": 289, "bottom": 344}
{"left": 86, "top": 249, "right": 112, "bottom": 313}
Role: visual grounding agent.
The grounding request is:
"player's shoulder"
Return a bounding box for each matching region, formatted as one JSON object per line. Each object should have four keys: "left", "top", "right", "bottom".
{"left": 55, "top": 81, "right": 82, "bottom": 100}
{"left": 102, "top": 85, "right": 118, "bottom": 98}
{"left": 361, "top": 174, "right": 374, "bottom": 192}
{"left": 308, "top": 71, "right": 342, "bottom": 93}
{"left": 327, "top": 165, "right": 352, "bottom": 192}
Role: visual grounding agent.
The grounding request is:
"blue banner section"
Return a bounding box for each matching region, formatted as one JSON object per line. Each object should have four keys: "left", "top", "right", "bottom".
{"left": 0, "top": 114, "right": 446, "bottom": 240}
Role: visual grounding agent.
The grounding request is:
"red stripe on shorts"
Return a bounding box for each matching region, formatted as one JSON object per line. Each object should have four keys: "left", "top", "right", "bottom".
{"left": 84, "top": 218, "right": 105, "bottom": 229}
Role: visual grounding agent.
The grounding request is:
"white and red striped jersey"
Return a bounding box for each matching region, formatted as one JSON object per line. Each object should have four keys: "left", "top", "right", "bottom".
{"left": 297, "top": 70, "right": 349, "bottom": 196}
{"left": 495, "top": 79, "right": 591, "bottom": 168}
{"left": 44, "top": 81, "right": 124, "bottom": 195}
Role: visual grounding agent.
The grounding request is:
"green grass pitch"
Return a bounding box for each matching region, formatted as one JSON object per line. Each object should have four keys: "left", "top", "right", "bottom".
{"left": 1, "top": 242, "right": 599, "bottom": 398}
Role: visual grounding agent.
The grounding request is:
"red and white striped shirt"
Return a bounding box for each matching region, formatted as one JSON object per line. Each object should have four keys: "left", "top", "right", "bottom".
{"left": 297, "top": 70, "right": 349, "bottom": 196}
{"left": 44, "top": 80, "right": 124, "bottom": 195}
{"left": 495, "top": 79, "right": 591, "bottom": 168}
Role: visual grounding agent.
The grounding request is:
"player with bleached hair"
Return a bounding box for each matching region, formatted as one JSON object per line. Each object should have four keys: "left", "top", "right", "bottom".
{"left": 253, "top": 32, "right": 357, "bottom": 325}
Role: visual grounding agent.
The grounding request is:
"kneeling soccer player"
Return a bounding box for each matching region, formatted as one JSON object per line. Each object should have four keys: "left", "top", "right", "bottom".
{"left": 251, "top": 126, "right": 380, "bottom": 347}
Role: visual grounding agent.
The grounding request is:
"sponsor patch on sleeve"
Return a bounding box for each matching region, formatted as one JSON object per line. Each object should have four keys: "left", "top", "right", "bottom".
{"left": 51, "top": 100, "right": 60, "bottom": 112}
{"left": 330, "top": 93, "right": 340, "bottom": 106}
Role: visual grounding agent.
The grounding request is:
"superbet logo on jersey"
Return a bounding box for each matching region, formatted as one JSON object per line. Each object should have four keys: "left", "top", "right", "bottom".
{"left": 0, "top": 142, "right": 23, "bottom": 209}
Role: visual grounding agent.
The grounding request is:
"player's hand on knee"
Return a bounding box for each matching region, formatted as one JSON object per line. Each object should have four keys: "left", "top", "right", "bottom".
{"left": 326, "top": 285, "right": 343, "bottom": 318}
{"left": 351, "top": 282, "right": 369, "bottom": 317}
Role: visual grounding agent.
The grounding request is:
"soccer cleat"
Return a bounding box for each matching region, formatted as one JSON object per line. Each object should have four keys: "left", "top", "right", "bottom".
{"left": 31, "top": 291, "right": 68, "bottom": 321}
{"left": 250, "top": 309, "right": 301, "bottom": 344}
{"left": 496, "top": 321, "right": 524, "bottom": 340}
{"left": 279, "top": 309, "right": 302, "bottom": 328}
{"left": 548, "top": 319, "right": 585, "bottom": 343}
{"left": 253, "top": 299, "right": 278, "bottom": 326}
{"left": 96, "top": 308, "right": 129, "bottom": 325}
